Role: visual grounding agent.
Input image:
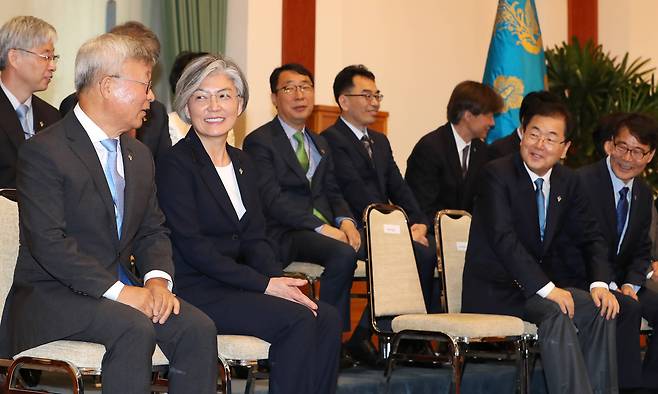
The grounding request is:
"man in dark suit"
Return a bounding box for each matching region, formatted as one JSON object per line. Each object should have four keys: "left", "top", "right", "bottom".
{"left": 0, "top": 33, "right": 217, "bottom": 394}
{"left": 405, "top": 81, "right": 503, "bottom": 223}
{"left": 488, "top": 91, "right": 562, "bottom": 160}
{"left": 462, "top": 98, "right": 620, "bottom": 393}
{"left": 59, "top": 21, "right": 171, "bottom": 161}
{"left": 0, "top": 16, "right": 61, "bottom": 188}
{"left": 577, "top": 113, "right": 658, "bottom": 392}
{"left": 243, "top": 64, "right": 361, "bottom": 355}
{"left": 322, "top": 65, "right": 437, "bottom": 345}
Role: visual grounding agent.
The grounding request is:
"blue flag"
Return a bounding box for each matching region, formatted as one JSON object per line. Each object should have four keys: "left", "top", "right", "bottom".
{"left": 483, "top": 0, "right": 546, "bottom": 143}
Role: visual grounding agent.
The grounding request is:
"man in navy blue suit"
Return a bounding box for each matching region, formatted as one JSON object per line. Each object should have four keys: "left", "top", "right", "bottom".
{"left": 576, "top": 113, "right": 658, "bottom": 392}
{"left": 462, "top": 98, "right": 620, "bottom": 393}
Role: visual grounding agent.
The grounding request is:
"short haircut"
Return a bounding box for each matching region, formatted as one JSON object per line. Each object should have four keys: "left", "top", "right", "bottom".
{"left": 333, "top": 64, "right": 376, "bottom": 107}
{"left": 110, "top": 21, "right": 160, "bottom": 64}
{"left": 169, "top": 51, "right": 208, "bottom": 94}
{"left": 0, "top": 16, "right": 57, "bottom": 70}
{"left": 610, "top": 113, "right": 658, "bottom": 151}
{"left": 521, "top": 96, "right": 574, "bottom": 140}
{"left": 173, "top": 54, "right": 249, "bottom": 123}
{"left": 519, "top": 91, "right": 561, "bottom": 123}
{"left": 446, "top": 81, "right": 504, "bottom": 124}
{"left": 269, "top": 63, "right": 314, "bottom": 93}
{"left": 592, "top": 112, "right": 625, "bottom": 158}
{"left": 74, "top": 33, "right": 152, "bottom": 93}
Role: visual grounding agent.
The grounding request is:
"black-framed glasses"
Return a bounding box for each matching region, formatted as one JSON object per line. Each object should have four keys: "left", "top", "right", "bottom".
{"left": 612, "top": 140, "right": 652, "bottom": 160}
{"left": 12, "top": 48, "right": 60, "bottom": 64}
{"left": 524, "top": 130, "right": 566, "bottom": 148}
{"left": 109, "top": 75, "right": 152, "bottom": 94}
{"left": 276, "top": 84, "right": 314, "bottom": 95}
{"left": 344, "top": 92, "right": 384, "bottom": 102}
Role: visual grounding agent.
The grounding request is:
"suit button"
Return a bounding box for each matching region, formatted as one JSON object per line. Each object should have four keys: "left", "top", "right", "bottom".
{"left": 232, "top": 234, "right": 239, "bottom": 240}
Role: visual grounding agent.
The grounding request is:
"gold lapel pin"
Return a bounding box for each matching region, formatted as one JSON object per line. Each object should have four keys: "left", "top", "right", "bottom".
{"left": 557, "top": 196, "right": 562, "bottom": 202}
{"left": 128, "top": 153, "right": 133, "bottom": 161}
{"left": 239, "top": 168, "right": 244, "bottom": 175}
{"left": 39, "top": 121, "right": 44, "bottom": 128}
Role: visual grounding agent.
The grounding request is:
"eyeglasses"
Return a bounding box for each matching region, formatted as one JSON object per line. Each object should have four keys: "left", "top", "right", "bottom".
{"left": 524, "top": 130, "right": 566, "bottom": 148}
{"left": 13, "top": 48, "right": 60, "bottom": 64}
{"left": 276, "top": 84, "right": 314, "bottom": 95}
{"left": 191, "top": 90, "right": 241, "bottom": 103}
{"left": 344, "top": 93, "right": 384, "bottom": 102}
{"left": 612, "top": 140, "right": 652, "bottom": 160}
{"left": 109, "top": 75, "right": 152, "bottom": 94}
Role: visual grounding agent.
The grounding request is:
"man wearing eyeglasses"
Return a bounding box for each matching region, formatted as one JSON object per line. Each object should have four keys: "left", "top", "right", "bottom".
{"left": 59, "top": 21, "right": 172, "bottom": 162}
{"left": 405, "top": 81, "right": 503, "bottom": 225}
{"left": 243, "top": 64, "right": 362, "bottom": 366}
{"left": 0, "top": 16, "right": 61, "bottom": 188}
{"left": 462, "top": 99, "right": 620, "bottom": 393}
{"left": 322, "top": 64, "right": 438, "bottom": 363}
{"left": 575, "top": 113, "right": 658, "bottom": 392}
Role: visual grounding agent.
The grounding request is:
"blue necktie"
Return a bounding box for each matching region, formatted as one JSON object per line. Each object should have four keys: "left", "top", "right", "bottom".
{"left": 16, "top": 104, "right": 33, "bottom": 139}
{"left": 535, "top": 178, "right": 545, "bottom": 241}
{"left": 616, "top": 186, "right": 629, "bottom": 241}
{"left": 99, "top": 139, "right": 131, "bottom": 285}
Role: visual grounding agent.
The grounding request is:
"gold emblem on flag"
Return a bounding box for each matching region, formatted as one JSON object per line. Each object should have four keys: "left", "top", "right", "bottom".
{"left": 493, "top": 76, "right": 524, "bottom": 113}
{"left": 495, "top": 0, "right": 543, "bottom": 55}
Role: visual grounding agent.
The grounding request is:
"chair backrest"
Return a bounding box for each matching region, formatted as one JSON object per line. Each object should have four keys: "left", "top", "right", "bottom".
{"left": 0, "top": 191, "right": 18, "bottom": 314}
{"left": 435, "top": 209, "right": 471, "bottom": 313}
{"left": 365, "top": 204, "right": 426, "bottom": 321}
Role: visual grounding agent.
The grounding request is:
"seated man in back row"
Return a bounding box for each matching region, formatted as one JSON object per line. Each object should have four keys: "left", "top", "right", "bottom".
{"left": 462, "top": 97, "right": 620, "bottom": 393}
{"left": 322, "top": 65, "right": 438, "bottom": 362}
{"left": 243, "top": 63, "right": 361, "bottom": 365}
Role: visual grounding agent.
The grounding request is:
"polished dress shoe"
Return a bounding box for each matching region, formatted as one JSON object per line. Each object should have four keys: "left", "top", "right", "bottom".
{"left": 345, "top": 339, "right": 381, "bottom": 367}
{"left": 339, "top": 347, "right": 357, "bottom": 369}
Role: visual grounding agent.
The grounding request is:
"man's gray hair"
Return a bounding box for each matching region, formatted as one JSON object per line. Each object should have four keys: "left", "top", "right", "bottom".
{"left": 173, "top": 54, "right": 249, "bottom": 123}
{"left": 74, "top": 33, "right": 152, "bottom": 93}
{"left": 0, "top": 16, "right": 57, "bottom": 70}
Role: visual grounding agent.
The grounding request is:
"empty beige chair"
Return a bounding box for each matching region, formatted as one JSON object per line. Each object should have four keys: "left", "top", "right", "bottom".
{"left": 364, "top": 204, "right": 529, "bottom": 394}
{"left": 0, "top": 191, "right": 169, "bottom": 394}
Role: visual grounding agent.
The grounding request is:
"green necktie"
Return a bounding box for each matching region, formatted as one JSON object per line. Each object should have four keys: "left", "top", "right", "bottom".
{"left": 293, "top": 131, "right": 309, "bottom": 172}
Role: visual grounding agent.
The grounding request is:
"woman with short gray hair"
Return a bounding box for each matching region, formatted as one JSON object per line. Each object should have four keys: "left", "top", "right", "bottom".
{"left": 156, "top": 54, "right": 341, "bottom": 394}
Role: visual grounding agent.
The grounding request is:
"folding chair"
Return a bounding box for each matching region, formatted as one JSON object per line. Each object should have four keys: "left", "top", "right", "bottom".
{"left": 0, "top": 191, "right": 169, "bottom": 393}
{"left": 364, "top": 204, "right": 529, "bottom": 394}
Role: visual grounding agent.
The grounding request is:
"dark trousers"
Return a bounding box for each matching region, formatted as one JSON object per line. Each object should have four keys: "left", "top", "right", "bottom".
{"left": 67, "top": 298, "right": 218, "bottom": 394}
{"left": 352, "top": 237, "right": 437, "bottom": 338}
{"left": 199, "top": 291, "right": 341, "bottom": 394}
{"left": 524, "top": 288, "right": 617, "bottom": 394}
{"left": 285, "top": 229, "right": 360, "bottom": 332}
{"left": 638, "top": 286, "right": 658, "bottom": 388}
{"left": 612, "top": 291, "right": 642, "bottom": 389}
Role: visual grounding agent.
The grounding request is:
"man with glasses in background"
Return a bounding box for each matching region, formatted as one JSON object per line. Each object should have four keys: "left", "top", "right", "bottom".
{"left": 243, "top": 63, "right": 362, "bottom": 367}
{"left": 322, "top": 65, "right": 438, "bottom": 364}
{"left": 462, "top": 98, "right": 620, "bottom": 393}
{"left": 405, "top": 81, "right": 503, "bottom": 224}
{"left": 0, "top": 16, "right": 61, "bottom": 188}
{"left": 576, "top": 113, "right": 658, "bottom": 393}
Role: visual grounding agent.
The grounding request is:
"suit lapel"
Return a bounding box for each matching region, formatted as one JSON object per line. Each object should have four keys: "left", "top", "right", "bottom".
{"left": 270, "top": 119, "right": 309, "bottom": 182}
{"left": 65, "top": 114, "right": 118, "bottom": 243}
{"left": 189, "top": 132, "right": 239, "bottom": 224}
{"left": 619, "top": 183, "right": 642, "bottom": 254}
{"left": 119, "top": 135, "right": 136, "bottom": 242}
{"left": 228, "top": 147, "right": 251, "bottom": 222}
{"left": 306, "top": 130, "right": 326, "bottom": 195}
{"left": 0, "top": 88, "right": 25, "bottom": 150}
{"left": 32, "top": 98, "right": 54, "bottom": 133}
{"left": 542, "top": 166, "right": 566, "bottom": 252}
{"left": 594, "top": 161, "right": 618, "bottom": 247}
{"left": 513, "top": 156, "right": 543, "bottom": 252}
{"left": 441, "top": 125, "right": 463, "bottom": 184}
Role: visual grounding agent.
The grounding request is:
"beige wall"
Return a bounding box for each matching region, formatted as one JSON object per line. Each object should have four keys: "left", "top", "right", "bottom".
{"left": 599, "top": 0, "right": 658, "bottom": 71}
{"left": 315, "top": 0, "right": 567, "bottom": 172}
